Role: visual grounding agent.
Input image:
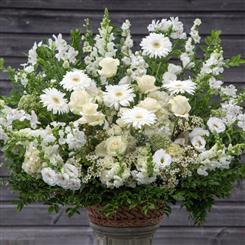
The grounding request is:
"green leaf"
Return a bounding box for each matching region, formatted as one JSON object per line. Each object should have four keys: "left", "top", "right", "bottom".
{"left": 225, "top": 54, "right": 245, "bottom": 67}
{"left": 0, "top": 58, "right": 4, "bottom": 70}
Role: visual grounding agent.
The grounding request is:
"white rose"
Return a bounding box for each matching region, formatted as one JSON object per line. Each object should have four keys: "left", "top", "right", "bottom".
{"left": 68, "top": 90, "right": 91, "bottom": 114}
{"left": 64, "top": 163, "right": 79, "bottom": 178}
{"left": 168, "top": 95, "right": 191, "bottom": 118}
{"left": 105, "top": 136, "right": 127, "bottom": 156}
{"left": 107, "top": 124, "right": 123, "bottom": 136}
{"left": 207, "top": 117, "right": 226, "bottom": 134}
{"left": 137, "top": 75, "right": 157, "bottom": 94}
{"left": 41, "top": 167, "right": 57, "bottom": 186}
{"left": 98, "top": 57, "right": 120, "bottom": 78}
{"left": 148, "top": 91, "right": 169, "bottom": 106}
{"left": 138, "top": 97, "right": 161, "bottom": 113}
{"left": 22, "top": 143, "right": 42, "bottom": 175}
{"left": 78, "top": 102, "right": 105, "bottom": 126}
{"left": 191, "top": 135, "right": 206, "bottom": 152}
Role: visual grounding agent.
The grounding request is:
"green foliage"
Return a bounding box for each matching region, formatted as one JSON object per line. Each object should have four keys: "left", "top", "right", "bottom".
{"left": 71, "top": 29, "right": 82, "bottom": 67}
{"left": 0, "top": 58, "right": 4, "bottom": 70}
{"left": 201, "top": 30, "right": 222, "bottom": 57}
{"left": 175, "top": 162, "right": 245, "bottom": 224}
{"left": 225, "top": 54, "right": 245, "bottom": 67}
{"left": 37, "top": 46, "right": 66, "bottom": 81}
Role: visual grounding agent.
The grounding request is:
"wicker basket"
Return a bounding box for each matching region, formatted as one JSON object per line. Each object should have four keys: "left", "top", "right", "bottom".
{"left": 87, "top": 205, "right": 164, "bottom": 228}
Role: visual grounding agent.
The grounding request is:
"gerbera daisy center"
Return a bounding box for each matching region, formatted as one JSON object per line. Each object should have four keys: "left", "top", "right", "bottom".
{"left": 115, "top": 91, "right": 124, "bottom": 97}
{"left": 135, "top": 114, "right": 143, "bottom": 119}
{"left": 72, "top": 76, "right": 80, "bottom": 83}
{"left": 152, "top": 41, "right": 161, "bottom": 49}
{"left": 52, "top": 96, "right": 61, "bottom": 104}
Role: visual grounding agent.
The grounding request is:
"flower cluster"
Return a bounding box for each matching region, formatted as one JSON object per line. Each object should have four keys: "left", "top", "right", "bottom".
{"left": 0, "top": 10, "right": 244, "bottom": 222}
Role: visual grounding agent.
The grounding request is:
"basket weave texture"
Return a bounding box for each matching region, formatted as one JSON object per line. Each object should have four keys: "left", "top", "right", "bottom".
{"left": 87, "top": 205, "right": 164, "bottom": 228}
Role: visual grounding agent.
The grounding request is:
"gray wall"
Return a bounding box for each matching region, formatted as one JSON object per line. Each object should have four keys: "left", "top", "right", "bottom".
{"left": 0, "top": 0, "right": 245, "bottom": 244}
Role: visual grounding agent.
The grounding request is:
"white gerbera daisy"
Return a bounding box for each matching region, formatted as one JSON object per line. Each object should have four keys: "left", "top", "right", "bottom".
{"left": 40, "top": 88, "right": 69, "bottom": 114}
{"left": 61, "top": 70, "right": 92, "bottom": 91}
{"left": 163, "top": 79, "right": 196, "bottom": 95}
{"left": 140, "top": 33, "right": 172, "bottom": 58}
{"left": 121, "top": 107, "right": 156, "bottom": 129}
{"left": 153, "top": 149, "right": 172, "bottom": 169}
{"left": 103, "top": 84, "right": 135, "bottom": 110}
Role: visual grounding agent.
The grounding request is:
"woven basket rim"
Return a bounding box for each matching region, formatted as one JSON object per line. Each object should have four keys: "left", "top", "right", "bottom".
{"left": 87, "top": 204, "right": 165, "bottom": 228}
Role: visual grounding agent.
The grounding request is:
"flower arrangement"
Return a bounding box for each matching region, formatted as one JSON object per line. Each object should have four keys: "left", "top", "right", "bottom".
{"left": 0, "top": 10, "right": 245, "bottom": 224}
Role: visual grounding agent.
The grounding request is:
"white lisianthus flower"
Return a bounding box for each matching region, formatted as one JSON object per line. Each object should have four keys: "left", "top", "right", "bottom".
{"left": 98, "top": 57, "right": 120, "bottom": 78}
{"left": 237, "top": 114, "right": 245, "bottom": 131}
{"left": 68, "top": 178, "right": 81, "bottom": 191}
{"left": 103, "top": 84, "right": 135, "bottom": 110}
{"left": 41, "top": 167, "right": 57, "bottom": 186}
{"left": 57, "top": 173, "right": 70, "bottom": 189}
{"left": 100, "top": 158, "right": 130, "bottom": 188}
{"left": 168, "top": 64, "right": 182, "bottom": 75}
{"left": 40, "top": 88, "right": 69, "bottom": 114}
{"left": 22, "top": 143, "right": 42, "bottom": 175}
{"left": 105, "top": 136, "right": 128, "bottom": 156}
{"left": 207, "top": 117, "right": 226, "bottom": 134}
{"left": 121, "top": 107, "right": 156, "bottom": 129}
{"left": 191, "top": 135, "right": 206, "bottom": 152}
{"left": 137, "top": 75, "right": 157, "bottom": 94}
{"left": 147, "top": 19, "right": 171, "bottom": 33}
{"left": 180, "top": 53, "right": 194, "bottom": 68}
{"left": 163, "top": 79, "right": 196, "bottom": 95}
{"left": 169, "top": 17, "right": 186, "bottom": 39}
{"left": 138, "top": 97, "right": 161, "bottom": 113}
{"left": 162, "top": 72, "right": 177, "bottom": 83}
{"left": 61, "top": 70, "right": 92, "bottom": 91}
{"left": 221, "top": 85, "right": 237, "bottom": 98}
{"left": 76, "top": 102, "right": 105, "bottom": 126}
{"left": 0, "top": 127, "right": 7, "bottom": 142}
{"left": 168, "top": 95, "right": 191, "bottom": 118}
{"left": 68, "top": 90, "right": 91, "bottom": 114}
{"left": 189, "top": 127, "right": 210, "bottom": 139}
{"left": 64, "top": 163, "right": 79, "bottom": 178}
{"left": 174, "top": 137, "right": 186, "bottom": 146}
{"left": 140, "top": 33, "right": 172, "bottom": 58}
{"left": 65, "top": 129, "right": 86, "bottom": 150}
{"left": 153, "top": 149, "right": 172, "bottom": 169}
{"left": 209, "top": 78, "right": 223, "bottom": 90}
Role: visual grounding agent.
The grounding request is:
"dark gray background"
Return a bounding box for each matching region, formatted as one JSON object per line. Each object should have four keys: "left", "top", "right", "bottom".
{"left": 0, "top": 0, "right": 245, "bottom": 244}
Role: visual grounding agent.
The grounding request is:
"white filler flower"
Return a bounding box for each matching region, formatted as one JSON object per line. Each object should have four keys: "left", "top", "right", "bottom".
{"left": 103, "top": 84, "right": 135, "bottom": 110}
{"left": 207, "top": 117, "right": 226, "bottom": 134}
{"left": 153, "top": 149, "right": 172, "bottom": 169}
{"left": 121, "top": 107, "right": 156, "bottom": 129}
{"left": 140, "top": 33, "right": 172, "bottom": 58}
{"left": 40, "top": 88, "right": 69, "bottom": 114}
{"left": 61, "top": 70, "right": 92, "bottom": 91}
{"left": 163, "top": 79, "right": 196, "bottom": 95}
